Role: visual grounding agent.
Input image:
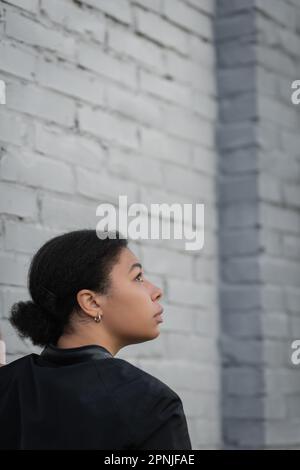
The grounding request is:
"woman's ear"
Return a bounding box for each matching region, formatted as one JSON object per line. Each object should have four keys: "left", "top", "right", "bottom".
{"left": 76, "top": 290, "right": 104, "bottom": 319}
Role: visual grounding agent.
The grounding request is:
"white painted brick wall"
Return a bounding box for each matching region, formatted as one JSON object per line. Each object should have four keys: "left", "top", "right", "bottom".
{"left": 0, "top": 0, "right": 220, "bottom": 450}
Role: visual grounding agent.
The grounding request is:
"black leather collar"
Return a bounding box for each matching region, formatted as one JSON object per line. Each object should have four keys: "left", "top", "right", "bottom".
{"left": 40, "top": 343, "right": 114, "bottom": 365}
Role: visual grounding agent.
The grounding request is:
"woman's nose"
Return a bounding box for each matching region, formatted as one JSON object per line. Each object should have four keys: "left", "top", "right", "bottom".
{"left": 152, "top": 285, "right": 163, "bottom": 302}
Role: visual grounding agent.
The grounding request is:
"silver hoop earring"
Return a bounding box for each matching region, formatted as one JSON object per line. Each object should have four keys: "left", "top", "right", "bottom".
{"left": 94, "top": 313, "right": 102, "bottom": 323}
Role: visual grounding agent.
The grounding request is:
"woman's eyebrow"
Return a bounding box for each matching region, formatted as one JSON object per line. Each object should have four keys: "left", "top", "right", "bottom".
{"left": 128, "top": 262, "right": 143, "bottom": 273}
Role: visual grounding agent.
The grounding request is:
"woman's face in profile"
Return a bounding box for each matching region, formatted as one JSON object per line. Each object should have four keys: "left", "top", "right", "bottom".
{"left": 101, "top": 247, "right": 164, "bottom": 344}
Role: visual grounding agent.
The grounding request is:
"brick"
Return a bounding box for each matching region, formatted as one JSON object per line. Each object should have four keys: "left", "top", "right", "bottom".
{"left": 164, "top": 163, "right": 214, "bottom": 201}
{"left": 220, "top": 203, "right": 259, "bottom": 228}
{"left": 106, "top": 84, "right": 162, "bottom": 127}
{"left": 222, "top": 337, "right": 263, "bottom": 365}
{"left": 163, "top": 0, "right": 213, "bottom": 40}
{"left": 82, "top": 0, "right": 131, "bottom": 24}
{"left": 218, "top": 67, "right": 255, "bottom": 96}
{"left": 221, "top": 285, "right": 261, "bottom": 311}
{"left": 140, "top": 127, "right": 191, "bottom": 166}
{"left": 4, "top": 220, "right": 58, "bottom": 254}
{"left": 223, "top": 418, "right": 264, "bottom": 448}
{"left": 262, "top": 313, "right": 288, "bottom": 339}
{"left": 281, "top": 131, "right": 300, "bottom": 161}
{"left": 188, "top": 35, "right": 215, "bottom": 68}
{"left": 76, "top": 167, "right": 138, "bottom": 203}
{"left": 265, "top": 369, "right": 300, "bottom": 395}
{"left": 195, "top": 256, "right": 218, "bottom": 282}
{"left": 256, "top": 0, "right": 295, "bottom": 29}
{"left": 131, "top": 0, "right": 161, "bottom": 13}
{"left": 290, "top": 315, "right": 300, "bottom": 338}
{"left": 135, "top": 7, "right": 189, "bottom": 55}
{"left": 257, "top": 123, "right": 281, "bottom": 152}
{"left": 222, "top": 257, "right": 260, "bottom": 283}
{"left": 265, "top": 339, "right": 295, "bottom": 367}
{"left": 287, "top": 396, "right": 300, "bottom": 420}
{"left": 193, "top": 418, "right": 221, "bottom": 447}
{"left": 217, "top": 0, "right": 254, "bottom": 16}
{"left": 218, "top": 41, "right": 256, "bottom": 67}
{"left": 41, "top": 0, "right": 106, "bottom": 43}
{"left": 220, "top": 92, "right": 256, "bottom": 123}
{"left": 5, "top": 9, "right": 76, "bottom": 60}
{"left": 261, "top": 286, "right": 285, "bottom": 311}
{"left": 78, "top": 105, "right": 138, "bottom": 149}
{"left": 78, "top": 42, "right": 137, "bottom": 90}
{"left": 217, "top": 122, "right": 256, "bottom": 150}
{"left": 0, "top": 40, "right": 36, "bottom": 80}
{"left": 165, "top": 51, "right": 216, "bottom": 94}
{"left": 194, "top": 308, "right": 219, "bottom": 337}
{"left": 191, "top": 145, "right": 216, "bottom": 176}
{"left": 224, "top": 396, "right": 265, "bottom": 419}
{"left": 261, "top": 258, "right": 300, "bottom": 287}
{"left": 0, "top": 252, "right": 30, "bottom": 286}
{"left": 0, "top": 286, "right": 29, "bottom": 319}
{"left": 0, "top": 182, "right": 37, "bottom": 219}
{"left": 186, "top": 0, "right": 215, "bottom": 16}
{"left": 36, "top": 58, "right": 105, "bottom": 106}
{"left": 1, "top": 149, "right": 75, "bottom": 194}
{"left": 223, "top": 367, "right": 264, "bottom": 396}
{"left": 140, "top": 69, "right": 191, "bottom": 108}
{"left": 41, "top": 194, "right": 99, "bottom": 230}
{"left": 3, "top": 0, "right": 39, "bottom": 13}
{"left": 107, "top": 147, "right": 163, "bottom": 186}
{"left": 1, "top": 318, "right": 34, "bottom": 355}
{"left": 140, "top": 245, "right": 193, "bottom": 278}
{"left": 260, "top": 229, "right": 282, "bottom": 256}
{"left": 216, "top": 11, "right": 255, "bottom": 40}
{"left": 219, "top": 175, "right": 258, "bottom": 203}
{"left": 167, "top": 278, "right": 216, "bottom": 309}
{"left": 258, "top": 96, "right": 299, "bottom": 130}
{"left": 160, "top": 303, "right": 195, "bottom": 333}
{"left": 192, "top": 91, "right": 217, "bottom": 121}
{"left": 282, "top": 234, "right": 300, "bottom": 260}
{"left": 220, "top": 228, "right": 260, "bottom": 256}
{"left": 6, "top": 82, "right": 75, "bottom": 127}
{"left": 258, "top": 174, "right": 282, "bottom": 203}
{"left": 285, "top": 287, "right": 300, "bottom": 314}
{"left": 223, "top": 311, "right": 261, "bottom": 338}
{"left": 165, "top": 332, "right": 218, "bottom": 363}
{"left": 181, "top": 390, "right": 220, "bottom": 420}
{"left": 108, "top": 25, "right": 164, "bottom": 71}
{"left": 260, "top": 204, "right": 300, "bottom": 234}
{"left": 163, "top": 103, "right": 215, "bottom": 147}
{"left": 220, "top": 147, "right": 258, "bottom": 175}
{"left": 35, "top": 123, "right": 105, "bottom": 171}
{"left": 257, "top": 45, "right": 296, "bottom": 77}
{"left": 282, "top": 183, "right": 300, "bottom": 209}
{"left": 0, "top": 109, "right": 28, "bottom": 145}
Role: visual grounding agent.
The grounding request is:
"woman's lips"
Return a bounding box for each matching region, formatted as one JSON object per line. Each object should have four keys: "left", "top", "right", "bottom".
{"left": 155, "top": 314, "right": 163, "bottom": 323}
{"left": 154, "top": 308, "right": 164, "bottom": 322}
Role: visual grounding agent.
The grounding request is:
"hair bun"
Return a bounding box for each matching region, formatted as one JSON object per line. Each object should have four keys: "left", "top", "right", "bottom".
{"left": 9, "top": 300, "right": 59, "bottom": 347}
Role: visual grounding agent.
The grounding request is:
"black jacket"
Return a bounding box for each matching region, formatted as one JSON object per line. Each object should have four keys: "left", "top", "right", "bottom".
{"left": 0, "top": 343, "right": 192, "bottom": 450}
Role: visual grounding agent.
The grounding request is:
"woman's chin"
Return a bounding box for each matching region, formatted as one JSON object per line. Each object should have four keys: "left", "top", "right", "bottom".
{"left": 152, "top": 326, "right": 161, "bottom": 338}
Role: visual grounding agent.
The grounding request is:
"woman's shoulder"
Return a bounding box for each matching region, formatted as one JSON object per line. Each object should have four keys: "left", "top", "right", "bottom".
{"left": 96, "top": 358, "right": 191, "bottom": 449}
{"left": 94, "top": 356, "right": 180, "bottom": 401}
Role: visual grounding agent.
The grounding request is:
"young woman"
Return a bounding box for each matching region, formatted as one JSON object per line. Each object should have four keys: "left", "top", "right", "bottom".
{"left": 0, "top": 229, "right": 192, "bottom": 450}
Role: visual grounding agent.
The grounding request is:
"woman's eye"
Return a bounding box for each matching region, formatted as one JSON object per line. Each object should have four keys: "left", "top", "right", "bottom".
{"left": 135, "top": 272, "right": 144, "bottom": 282}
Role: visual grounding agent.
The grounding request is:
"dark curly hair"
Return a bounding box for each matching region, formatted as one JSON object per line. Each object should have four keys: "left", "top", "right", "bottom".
{"left": 9, "top": 229, "right": 128, "bottom": 347}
